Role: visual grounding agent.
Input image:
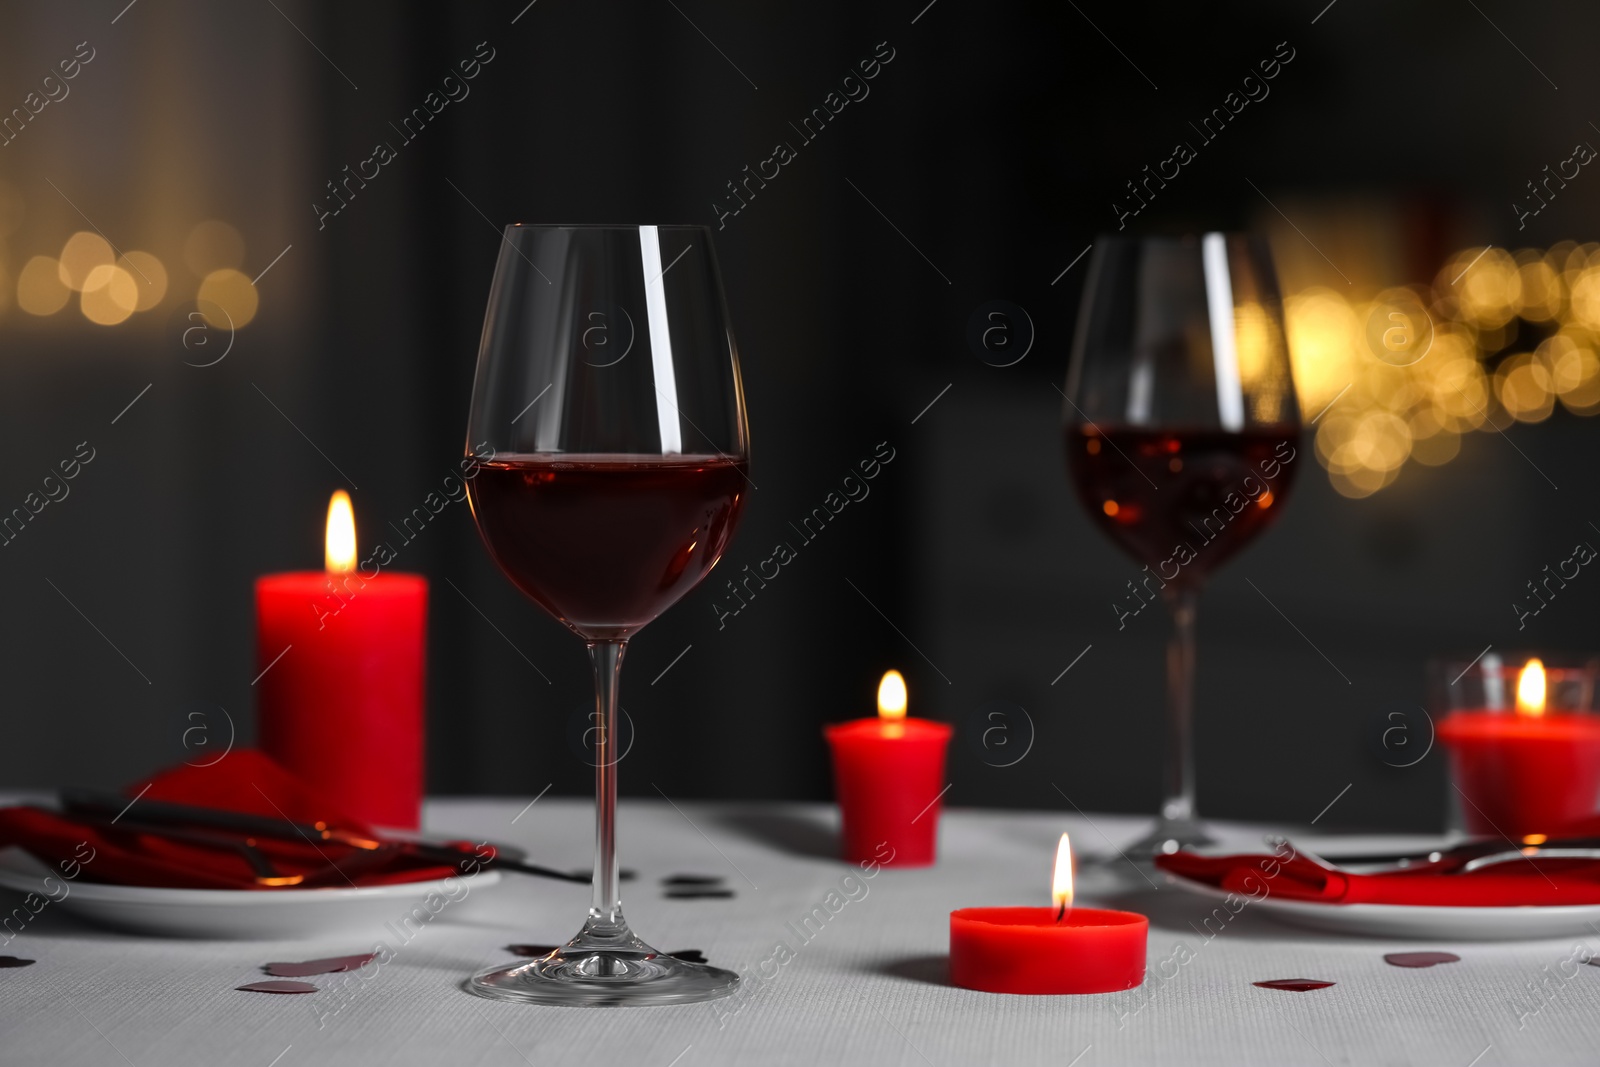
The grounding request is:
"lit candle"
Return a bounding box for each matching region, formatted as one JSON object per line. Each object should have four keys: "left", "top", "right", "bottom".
{"left": 256, "top": 491, "right": 429, "bottom": 829}
{"left": 822, "top": 670, "right": 953, "bottom": 867}
{"left": 950, "top": 833, "right": 1148, "bottom": 994}
{"left": 1439, "top": 657, "right": 1600, "bottom": 837}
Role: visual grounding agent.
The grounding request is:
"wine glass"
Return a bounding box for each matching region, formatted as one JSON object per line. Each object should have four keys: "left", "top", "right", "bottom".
{"left": 463, "top": 224, "right": 750, "bottom": 1005}
{"left": 1063, "top": 233, "right": 1301, "bottom": 856}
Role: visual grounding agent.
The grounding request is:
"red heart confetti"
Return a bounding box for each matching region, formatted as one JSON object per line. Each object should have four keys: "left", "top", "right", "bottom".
{"left": 662, "top": 874, "right": 725, "bottom": 886}
{"left": 1384, "top": 952, "right": 1460, "bottom": 969}
{"left": 262, "top": 953, "right": 377, "bottom": 978}
{"left": 237, "top": 981, "right": 318, "bottom": 994}
{"left": 568, "top": 869, "right": 638, "bottom": 881}
{"left": 0, "top": 957, "right": 35, "bottom": 968}
{"left": 1253, "top": 979, "right": 1336, "bottom": 992}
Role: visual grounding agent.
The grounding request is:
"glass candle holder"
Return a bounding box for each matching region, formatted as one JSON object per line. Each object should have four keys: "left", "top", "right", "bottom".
{"left": 1430, "top": 652, "right": 1600, "bottom": 839}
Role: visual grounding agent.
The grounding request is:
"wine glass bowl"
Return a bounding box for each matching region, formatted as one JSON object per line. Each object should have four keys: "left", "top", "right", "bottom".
{"left": 1064, "top": 426, "right": 1297, "bottom": 590}
{"left": 463, "top": 224, "right": 748, "bottom": 1005}
{"left": 1063, "top": 233, "right": 1301, "bottom": 855}
{"left": 467, "top": 455, "right": 748, "bottom": 641}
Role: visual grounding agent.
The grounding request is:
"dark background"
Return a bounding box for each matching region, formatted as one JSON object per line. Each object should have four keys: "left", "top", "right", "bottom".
{"left": 1, "top": 0, "right": 1597, "bottom": 833}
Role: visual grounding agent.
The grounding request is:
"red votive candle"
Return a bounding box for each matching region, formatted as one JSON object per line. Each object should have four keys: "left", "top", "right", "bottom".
{"left": 950, "top": 834, "right": 1147, "bottom": 994}
{"left": 257, "top": 491, "right": 428, "bottom": 829}
{"left": 950, "top": 908, "right": 1148, "bottom": 994}
{"left": 823, "top": 670, "right": 953, "bottom": 867}
{"left": 1438, "top": 657, "right": 1600, "bottom": 837}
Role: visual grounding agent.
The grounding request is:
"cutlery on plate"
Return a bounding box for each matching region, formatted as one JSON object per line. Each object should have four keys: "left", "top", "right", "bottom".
{"left": 1269, "top": 834, "right": 1600, "bottom": 874}
{"left": 59, "top": 788, "right": 591, "bottom": 884}
{"left": 82, "top": 816, "right": 303, "bottom": 886}
{"left": 1457, "top": 847, "right": 1600, "bottom": 872}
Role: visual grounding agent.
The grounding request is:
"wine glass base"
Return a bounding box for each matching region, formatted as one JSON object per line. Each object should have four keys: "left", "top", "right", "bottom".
{"left": 1125, "top": 814, "right": 1216, "bottom": 859}
{"left": 467, "top": 947, "right": 740, "bottom": 1007}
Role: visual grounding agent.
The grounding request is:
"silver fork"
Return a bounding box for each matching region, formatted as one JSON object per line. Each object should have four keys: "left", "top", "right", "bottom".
{"left": 1458, "top": 847, "right": 1600, "bottom": 873}
{"left": 1269, "top": 835, "right": 1600, "bottom": 875}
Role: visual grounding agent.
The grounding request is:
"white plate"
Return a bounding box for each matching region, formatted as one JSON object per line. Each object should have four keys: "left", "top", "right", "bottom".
{"left": 0, "top": 846, "right": 501, "bottom": 940}
{"left": 1166, "top": 867, "right": 1600, "bottom": 940}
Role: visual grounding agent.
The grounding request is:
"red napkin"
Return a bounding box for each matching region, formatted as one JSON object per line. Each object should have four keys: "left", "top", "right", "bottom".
{"left": 1545, "top": 814, "right": 1600, "bottom": 837}
{"left": 1157, "top": 849, "right": 1600, "bottom": 907}
{"left": 0, "top": 750, "right": 465, "bottom": 890}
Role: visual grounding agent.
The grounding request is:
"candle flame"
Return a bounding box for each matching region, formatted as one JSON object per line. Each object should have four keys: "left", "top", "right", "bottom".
{"left": 325, "top": 490, "right": 357, "bottom": 574}
{"left": 1052, "top": 832, "right": 1074, "bottom": 918}
{"left": 878, "top": 671, "right": 907, "bottom": 722}
{"left": 1516, "top": 658, "right": 1547, "bottom": 718}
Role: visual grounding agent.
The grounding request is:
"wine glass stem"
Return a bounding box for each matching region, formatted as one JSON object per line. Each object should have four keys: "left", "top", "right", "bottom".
{"left": 586, "top": 639, "right": 626, "bottom": 936}
{"left": 1162, "top": 589, "right": 1199, "bottom": 823}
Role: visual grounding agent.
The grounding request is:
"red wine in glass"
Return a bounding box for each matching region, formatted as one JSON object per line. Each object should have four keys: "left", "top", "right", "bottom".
{"left": 463, "top": 224, "right": 749, "bottom": 1006}
{"left": 466, "top": 454, "right": 749, "bottom": 640}
{"left": 1062, "top": 233, "right": 1302, "bottom": 855}
{"left": 1065, "top": 427, "right": 1299, "bottom": 590}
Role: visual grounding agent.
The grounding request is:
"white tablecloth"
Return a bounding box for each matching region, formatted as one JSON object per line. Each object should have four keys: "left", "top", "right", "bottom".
{"left": 3, "top": 798, "right": 1597, "bottom": 1066}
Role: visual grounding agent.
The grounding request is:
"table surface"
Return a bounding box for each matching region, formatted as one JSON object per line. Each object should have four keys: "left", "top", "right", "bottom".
{"left": 3, "top": 797, "right": 1597, "bottom": 1067}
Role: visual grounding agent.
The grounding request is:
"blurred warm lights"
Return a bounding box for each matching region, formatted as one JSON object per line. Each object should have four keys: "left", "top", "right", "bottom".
{"left": 4, "top": 216, "right": 256, "bottom": 331}
{"left": 1285, "top": 242, "right": 1600, "bottom": 498}
{"left": 57, "top": 231, "right": 114, "bottom": 291}
{"left": 1495, "top": 354, "right": 1553, "bottom": 423}
{"left": 119, "top": 251, "right": 168, "bottom": 311}
{"left": 17, "top": 255, "right": 70, "bottom": 315}
{"left": 1450, "top": 247, "right": 1521, "bottom": 328}
{"left": 197, "top": 267, "right": 258, "bottom": 327}
{"left": 80, "top": 264, "right": 138, "bottom": 325}
{"left": 1517, "top": 260, "right": 1561, "bottom": 322}
{"left": 1568, "top": 269, "right": 1600, "bottom": 330}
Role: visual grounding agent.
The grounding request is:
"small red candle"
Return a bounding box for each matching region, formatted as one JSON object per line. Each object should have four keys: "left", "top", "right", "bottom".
{"left": 257, "top": 491, "right": 428, "bottom": 829}
{"left": 951, "top": 834, "right": 1147, "bottom": 994}
{"left": 823, "top": 670, "right": 953, "bottom": 867}
{"left": 1440, "top": 658, "right": 1600, "bottom": 837}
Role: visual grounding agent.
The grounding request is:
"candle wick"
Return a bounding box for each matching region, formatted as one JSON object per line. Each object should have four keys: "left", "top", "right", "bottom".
{"left": 1055, "top": 901, "right": 1066, "bottom": 923}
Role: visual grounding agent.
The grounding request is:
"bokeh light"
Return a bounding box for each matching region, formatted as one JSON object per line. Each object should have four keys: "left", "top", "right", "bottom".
{"left": 1494, "top": 353, "right": 1554, "bottom": 423}
{"left": 11, "top": 220, "right": 255, "bottom": 330}
{"left": 197, "top": 268, "right": 258, "bottom": 327}
{"left": 1288, "top": 242, "right": 1600, "bottom": 496}
{"left": 1450, "top": 247, "right": 1520, "bottom": 328}
{"left": 1234, "top": 301, "right": 1291, "bottom": 421}
{"left": 17, "top": 255, "right": 71, "bottom": 315}
{"left": 1568, "top": 268, "right": 1600, "bottom": 330}
{"left": 80, "top": 265, "right": 138, "bottom": 325}
{"left": 57, "top": 231, "right": 115, "bottom": 291}
{"left": 1516, "top": 254, "right": 1562, "bottom": 321}
{"left": 118, "top": 251, "right": 168, "bottom": 311}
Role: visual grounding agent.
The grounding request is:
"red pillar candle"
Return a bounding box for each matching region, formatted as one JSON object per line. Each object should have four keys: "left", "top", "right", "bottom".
{"left": 823, "top": 670, "right": 953, "bottom": 867}
{"left": 256, "top": 491, "right": 429, "bottom": 830}
{"left": 1439, "top": 658, "right": 1600, "bottom": 837}
{"left": 950, "top": 834, "right": 1147, "bottom": 994}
